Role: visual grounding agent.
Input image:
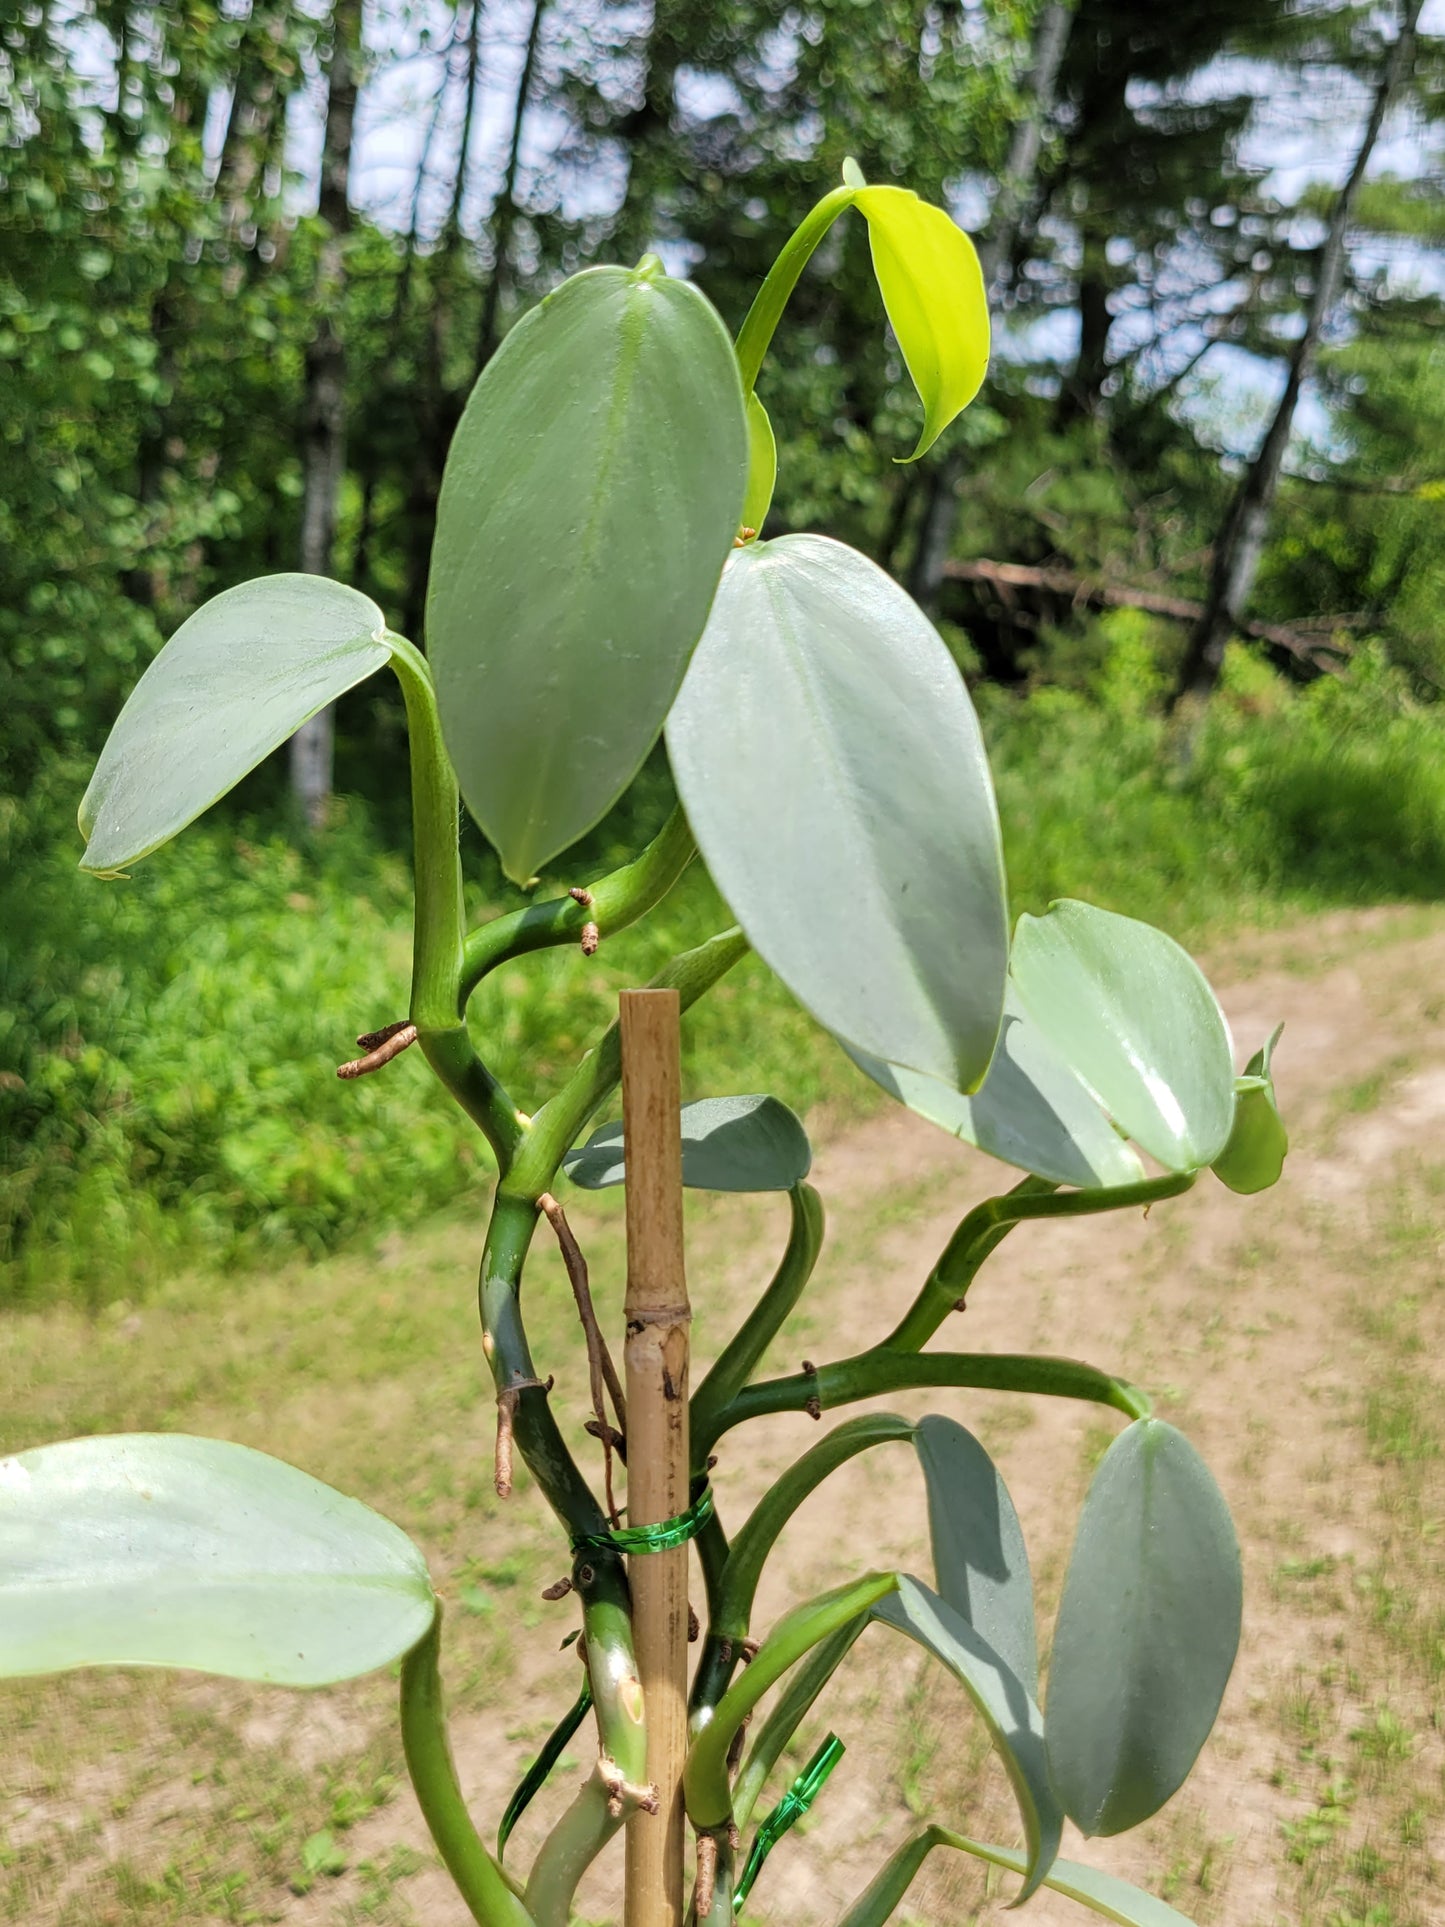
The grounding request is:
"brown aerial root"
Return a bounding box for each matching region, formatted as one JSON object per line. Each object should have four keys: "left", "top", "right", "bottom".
{"left": 494, "top": 1387, "right": 518, "bottom": 1499}
{"left": 694, "top": 1832, "right": 719, "bottom": 1919}
{"left": 599, "top": 1757, "right": 659, "bottom": 1820}
{"left": 539, "top": 1190, "right": 627, "bottom": 1524}
{"left": 493, "top": 1374, "right": 552, "bottom": 1499}
{"left": 337, "top": 1020, "right": 417, "bottom": 1079}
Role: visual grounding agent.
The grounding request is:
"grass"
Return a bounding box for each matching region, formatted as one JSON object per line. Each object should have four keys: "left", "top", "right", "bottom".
{"left": 10, "top": 634, "right": 1445, "bottom": 1307}
{"left": 4, "top": 910, "right": 1445, "bottom": 1922}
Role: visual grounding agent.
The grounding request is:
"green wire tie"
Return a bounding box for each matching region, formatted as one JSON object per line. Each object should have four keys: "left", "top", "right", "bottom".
{"left": 732, "top": 1732, "right": 845, "bottom": 1912}
{"left": 499, "top": 1486, "right": 716, "bottom": 1856}
{"left": 497, "top": 1678, "right": 593, "bottom": 1861}
{"left": 570, "top": 1482, "right": 715, "bottom": 1556}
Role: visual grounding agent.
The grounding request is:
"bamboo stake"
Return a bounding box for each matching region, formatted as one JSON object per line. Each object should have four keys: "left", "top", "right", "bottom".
{"left": 620, "top": 989, "right": 691, "bottom": 1927}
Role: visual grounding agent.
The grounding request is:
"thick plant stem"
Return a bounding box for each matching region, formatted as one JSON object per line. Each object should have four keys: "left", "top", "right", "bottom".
{"left": 731, "top": 1619, "right": 868, "bottom": 1829}
{"left": 389, "top": 636, "right": 524, "bottom": 1172}
{"left": 693, "top": 1503, "right": 731, "bottom": 1626}
{"left": 684, "top": 1573, "right": 899, "bottom": 1830}
{"left": 400, "top": 1618, "right": 535, "bottom": 1927}
{"left": 693, "top": 1839, "right": 735, "bottom": 1926}
{"left": 734, "top": 185, "right": 857, "bottom": 392}
{"left": 697, "top": 1351, "right": 1150, "bottom": 1460}
{"left": 620, "top": 990, "right": 691, "bottom": 1927}
{"left": 525, "top": 1768, "right": 623, "bottom": 1927}
{"left": 688, "top": 1417, "right": 901, "bottom": 1725}
{"left": 715, "top": 1414, "right": 914, "bottom": 1639}
{"left": 690, "top": 1182, "right": 825, "bottom": 1464}
{"left": 882, "top": 1171, "right": 1194, "bottom": 1354}
{"left": 460, "top": 804, "right": 697, "bottom": 1004}
{"left": 508, "top": 928, "right": 749, "bottom": 1200}
{"left": 479, "top": 1191, "right": 647, "bottom": 1797}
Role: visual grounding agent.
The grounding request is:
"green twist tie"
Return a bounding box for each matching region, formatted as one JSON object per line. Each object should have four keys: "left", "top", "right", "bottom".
{"left": 497, "top": 1678, "right": 593, "bottom": 1861}
{"left": 732, "top": 1732, "right": 845, "bottom": 1911}
{"left": 571, "top": 1483, "right": 715, "bottom": 1556}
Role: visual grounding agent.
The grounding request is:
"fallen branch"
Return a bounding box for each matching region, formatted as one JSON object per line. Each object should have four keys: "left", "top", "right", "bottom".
{"left": 943, "top": 558, "right": 1352, "bottom": 666}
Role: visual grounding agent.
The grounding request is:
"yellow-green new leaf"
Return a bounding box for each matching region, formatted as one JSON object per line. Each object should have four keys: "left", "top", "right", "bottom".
{"left": 854, "top": 186, "right": 990, "bottom": 460}
{"left": 742, "top": 391, "right": 777, "bottom": 535}
{"left": 1213, "top": 1025, "right": 1288, "bottom": 1195}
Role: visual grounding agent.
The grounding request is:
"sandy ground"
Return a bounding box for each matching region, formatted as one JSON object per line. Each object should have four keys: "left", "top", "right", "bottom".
{"left": 6, "top": 908, "right": 1445, "bottom": 1925}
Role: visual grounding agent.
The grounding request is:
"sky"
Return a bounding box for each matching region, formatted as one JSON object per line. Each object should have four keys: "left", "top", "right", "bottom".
{"left": 57, "top": 0, "right": 1445, "bottom": 459}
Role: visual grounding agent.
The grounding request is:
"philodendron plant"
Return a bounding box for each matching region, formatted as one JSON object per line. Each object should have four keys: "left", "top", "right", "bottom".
{"left": 2, "top": 164, "right": 1288, "bottom": 1927}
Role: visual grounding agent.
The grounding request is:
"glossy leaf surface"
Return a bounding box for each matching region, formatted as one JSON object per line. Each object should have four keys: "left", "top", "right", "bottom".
{"left": 837, "top": 1827, "right": 1199, "bottom": 1927}
{"left": 1011, "top": 901, "right": 1235, "bottom": 1172}
{"left": 915, "top": 1416, "right": 1038, "bottom": 1694}
{"left": 1046, "top": 1421, "right": 1241, "bottom": 1837}
{"left": 854, "top": 186, "right": 990, "bottom": 459}
{"left": 78, "top": 576, "right": 391, "bottom": 875}
{"left": 563, "top": 1093, "right": 810, "bottom": 1193}
{"left": 428, "top": 264, "right": 748, "bottom": 883}
{"left": 874, "top": 1576, "right": 1062, "bottom": 1900}
{"left": 0, "top": 1434, "right": 435, "bottom": 1686}
{"left": 742, "top": 391, "right": 777, "bottom": 535}
{"left": 1213, "top": 1025, "right": 1287, "bottom": 1195}
{"left": 846, "top": 987, "right": 1144, "bottom": 1189}
{"left": 668, "top": 534, "right": 1008, "bottom": 1090}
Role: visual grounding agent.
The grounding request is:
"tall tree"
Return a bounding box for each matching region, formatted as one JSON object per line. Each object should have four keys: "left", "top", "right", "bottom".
{"left": 911, "top": 0, "right": 1076, "bottom": 615}
{"left": 290, "top": 0, "right": 360, "bottom": 828}
{"left": 1172, "top": 0, "right": 1428, "bottom": 706}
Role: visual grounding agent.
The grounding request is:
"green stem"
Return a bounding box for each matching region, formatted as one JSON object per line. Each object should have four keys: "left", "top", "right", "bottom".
{"left": 699, "top": 1350, "right": 1150, "bottom": 1458}
{"left": 388, "top": 636, "right": 524, "bottom": 1173}
{"left": 834, "top": 1825, "right": 1127, "bottom": 1927}
{"left": 685, "top": 1572, "right": 898, "bottom": 1829}
{"left": 697, "top": 1840, "right": 737, "bottom": 1926}
{"left": 524, "top": 1769, "right": 622, "bottom": 1927}
{"left": 459, "top": 803, "right": 696, "bottom": 1005}
{"left": 735, "top": 185, "right": 858, "bottom": 392}
{"left": 690, "top": 1182, "right": 825, "bottom": 1468}
{"left": 479, "top": 1193, "right": 647, "bottom": 1794}
{"left": 694, "top": 1504, "right": 732, "bottom": 1625}
{"left": 506, "top": 926, "right": 750, "bottom": 1201}
{"left": 716, "top": 1415, "right": 914, "bottom": 1640}
{"left": 731, "top": 1619, "right": 868, "bottom": 1832}
{"left": 400, "top": 1617, "right": 536, "bottom": 1927}
{"left": 882, "top": 1171, "right": 1195, "bottom": 1354}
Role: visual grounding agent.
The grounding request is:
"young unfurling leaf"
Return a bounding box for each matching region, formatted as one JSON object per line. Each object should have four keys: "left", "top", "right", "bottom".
{"left": 853, "top": 184, "right": 990, "bottom": 460}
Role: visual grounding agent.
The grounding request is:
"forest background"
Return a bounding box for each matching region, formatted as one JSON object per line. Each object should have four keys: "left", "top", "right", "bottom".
{"left": 3, "top": 0, "right": 1444, "bottom": 1304}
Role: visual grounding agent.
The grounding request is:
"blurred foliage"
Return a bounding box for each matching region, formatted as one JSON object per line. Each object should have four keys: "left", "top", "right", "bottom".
{"left": 3, "top": 0, "right": 1445, "bottom": 1298}
{"left": 11, "top": 639, "right": 1445, "bottom": 1305}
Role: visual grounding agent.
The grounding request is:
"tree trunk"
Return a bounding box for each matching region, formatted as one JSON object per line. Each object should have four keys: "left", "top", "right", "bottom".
{"left": 1171, "top": 0, "right": 1424, "bottom": 707}
{"left": 476, "top": 0, "right": 546, "bottom": 376}
{"left": 290, "top": 0, "right": 358, "bottom": 830}
{"left": 910, "top": 0, "right": 1074, "bottom": 616}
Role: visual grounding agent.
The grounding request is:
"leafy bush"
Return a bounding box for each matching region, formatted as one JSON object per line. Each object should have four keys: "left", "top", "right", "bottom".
{"left": 0, "top": 775, "right": 838, "bottom": 1305}
{"left": 7, "top": 633, "right": 1445, "bottom": 1307}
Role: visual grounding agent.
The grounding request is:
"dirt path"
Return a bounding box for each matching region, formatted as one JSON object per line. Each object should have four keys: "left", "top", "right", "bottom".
{"left": 273, "top": 908, "right": 1443, "bottom": 1927}
{"left": 5, "top": 908, "right": 1444, "bottom": 1926}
